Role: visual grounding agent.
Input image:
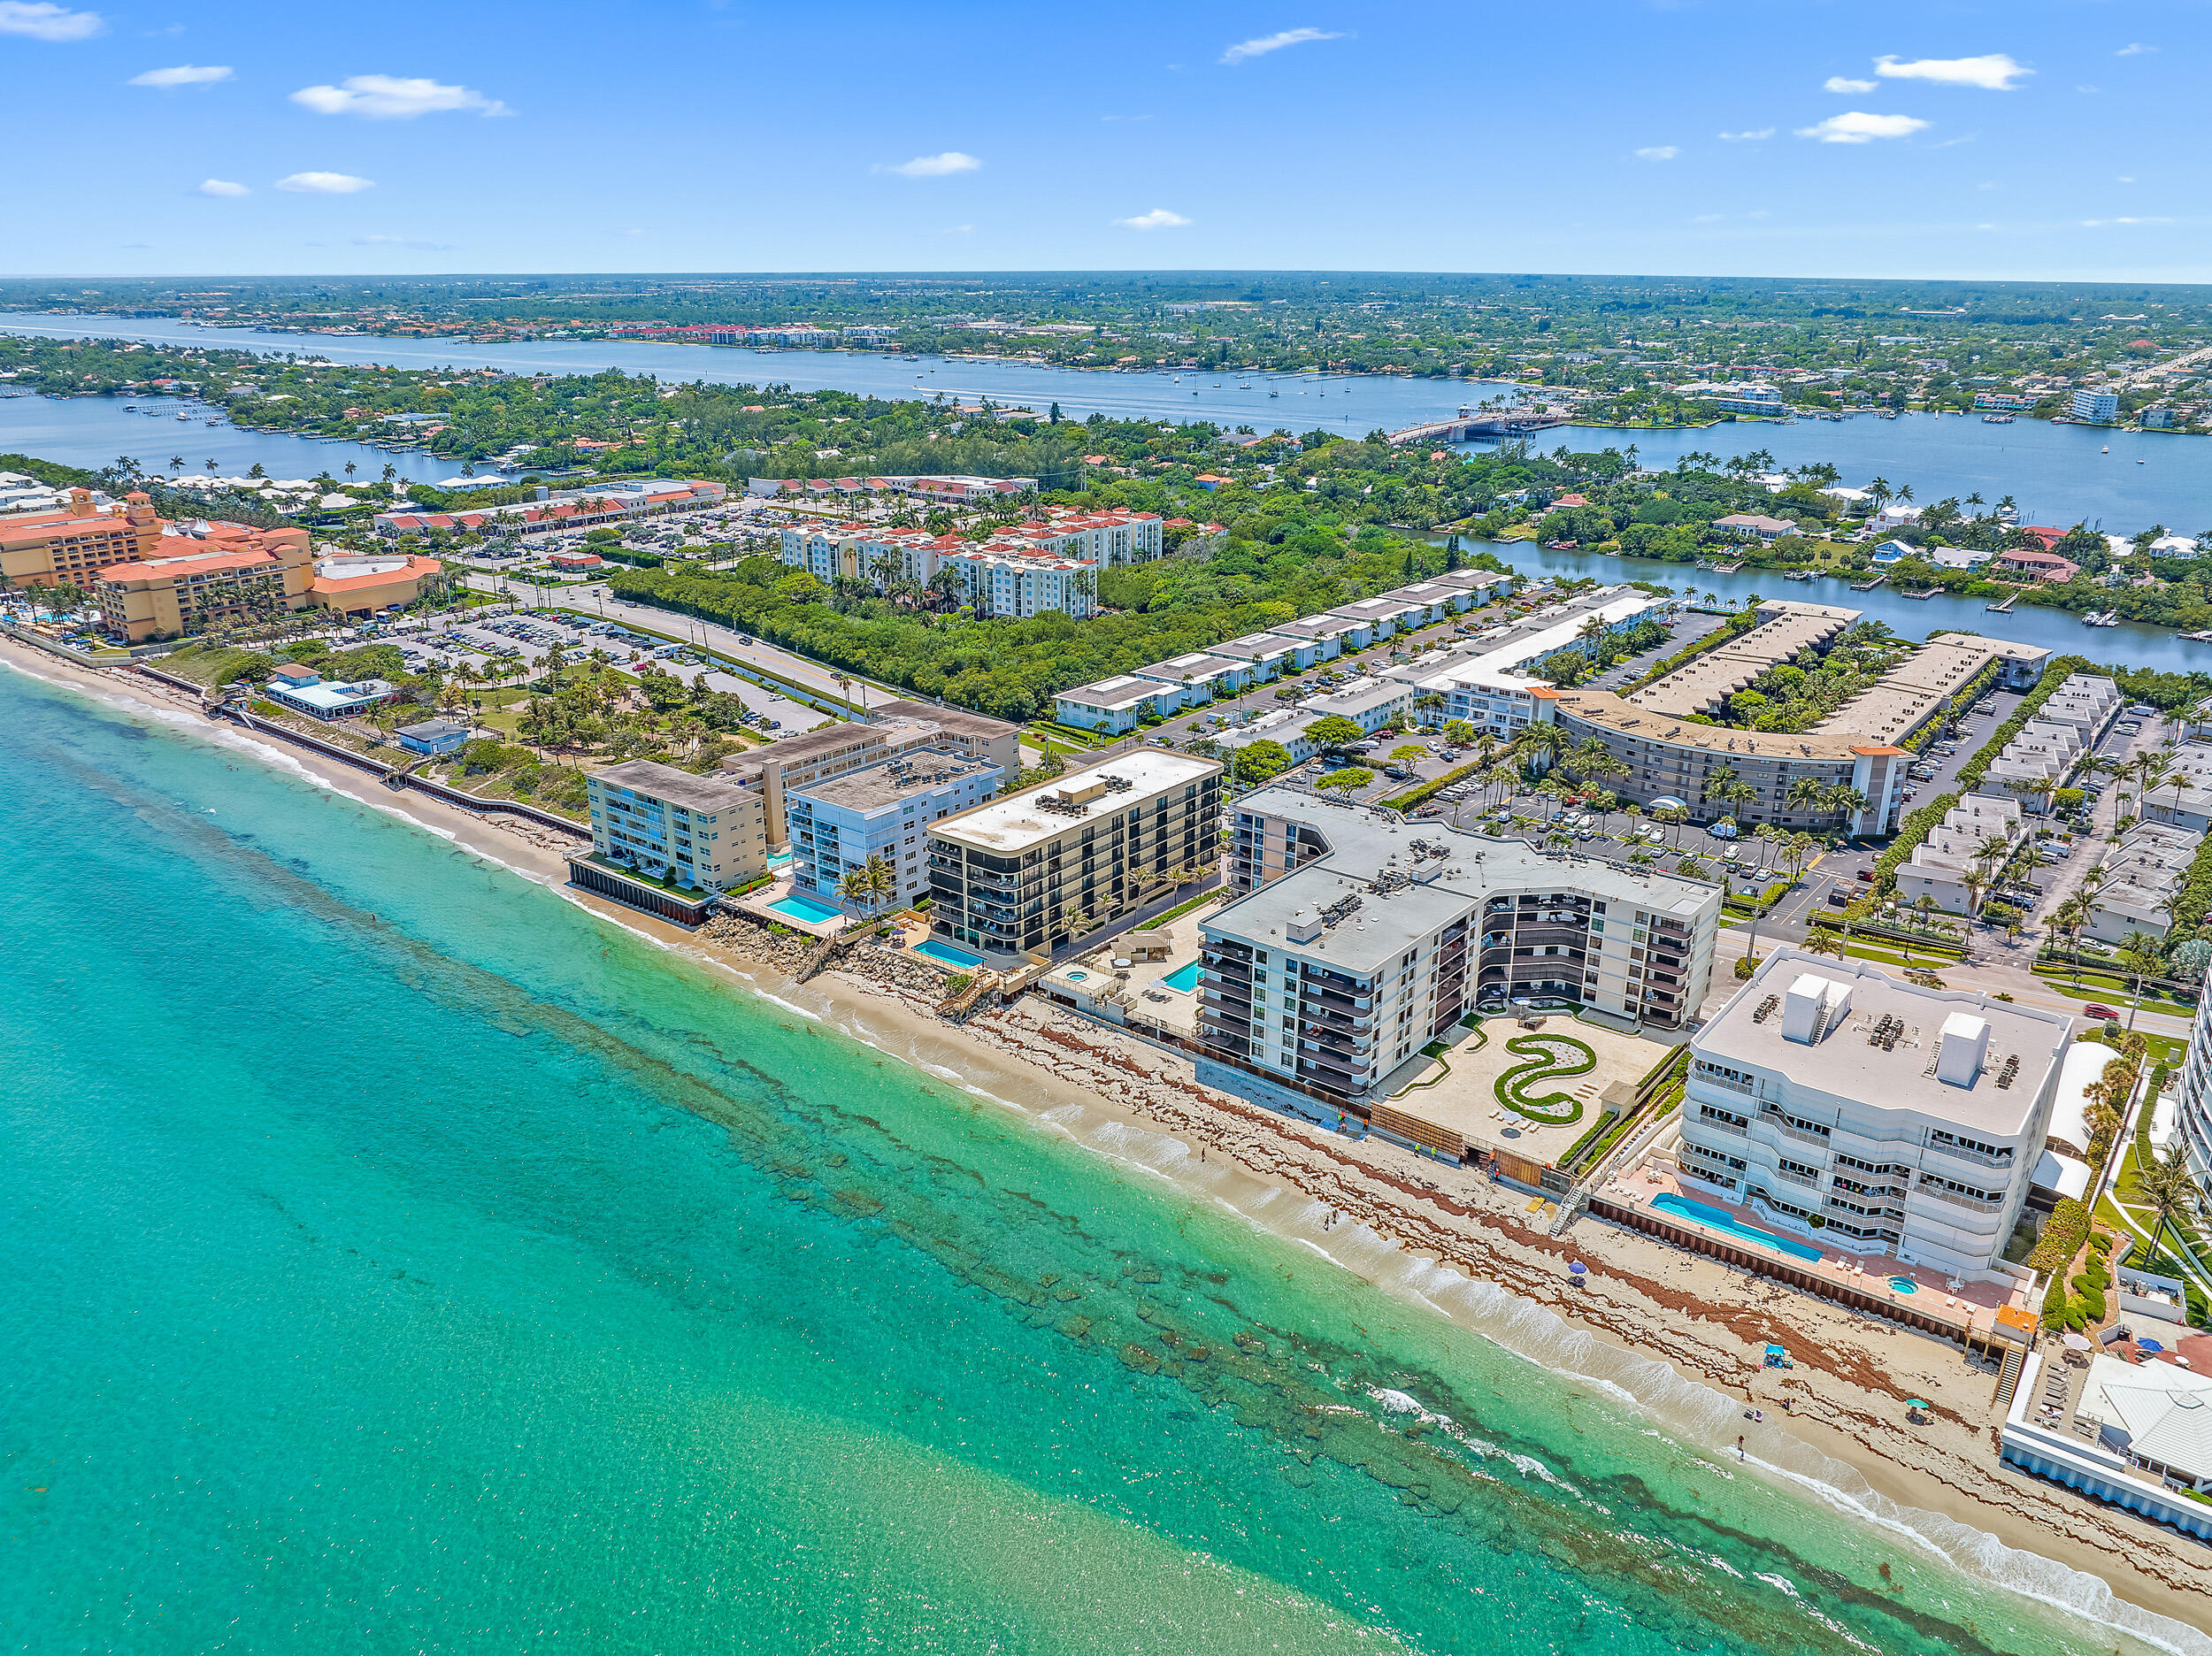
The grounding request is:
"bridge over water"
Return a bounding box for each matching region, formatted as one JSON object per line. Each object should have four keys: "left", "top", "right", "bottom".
{"left": 1386, "top": 403, "right": 1574, "bottom": 445}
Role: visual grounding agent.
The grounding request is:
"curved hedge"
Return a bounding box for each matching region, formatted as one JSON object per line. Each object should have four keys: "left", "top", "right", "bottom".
{"left": 1494, "top": 1034, "right": 1596, "bottom": 1124}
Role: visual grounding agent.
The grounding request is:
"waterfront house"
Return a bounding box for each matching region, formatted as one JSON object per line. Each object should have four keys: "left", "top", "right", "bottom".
{"left": 1994, "top": 549, "right": 2081, "bottom": 584}
{"left": 396, "top": 717, "right": 472, "bottom": 756}
{"left": 264, "top": 675, "right": 393, "bottom": 721}
{"left": 1713, "top": 513, "right": 1795, "bottom": 543}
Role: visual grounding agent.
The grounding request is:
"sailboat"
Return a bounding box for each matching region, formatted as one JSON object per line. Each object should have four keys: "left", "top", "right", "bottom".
{"left": 2101, "top": 445, "right": 2110, "bottom": 454}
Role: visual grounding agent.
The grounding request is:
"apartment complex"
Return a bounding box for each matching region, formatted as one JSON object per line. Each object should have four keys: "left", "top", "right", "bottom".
{"left": 2076, "top": 821, "right": 2202, "bottom": 943}
{"left": 787, "top": 746, "right": 1004, "bottom": 915}
{"left": 926, "top": 750, "right": 1224, "bottom": 961}
{"left": 719, "top": 703, "right": 1019, "bottom": 847}
{"left": 1894, "top": 794, "right": 2024, "bottom": 914}
{"left": 779, "top": 507, "right": 1164, "bottom": 620}
{"left": 1052, "top": 568, "right": 1510, "bottom": 732}
{"left": 374, "top": 478, "right": 727, "bottom": 541}
{"left": 1542, "top": 609, "right": 2050, "bottom": 834}
{"left": 585, "top": 759, "right": 769, "bottom": 893}
{"left": 1684, "top": 952, "right": 2071, "bottom": 1280}
{"left": 1198, "top": 788, "right": 1720, "bottom": 1103}
{"left": 1972, "top": 673, "right": 2123, "bottom": 810}
{"left": 2171, "top": 962, "right": 2212, "bottom": 1192}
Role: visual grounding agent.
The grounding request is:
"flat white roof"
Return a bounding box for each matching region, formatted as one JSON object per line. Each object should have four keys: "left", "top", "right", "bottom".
{"left": 931, "top": 749, "right": 1220, "bottom": 854}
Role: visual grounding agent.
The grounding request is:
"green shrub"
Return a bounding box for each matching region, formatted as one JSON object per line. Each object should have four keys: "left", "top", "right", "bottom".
{"left": 2025, "top": 1197, "right": 2092, "bottom": 1273}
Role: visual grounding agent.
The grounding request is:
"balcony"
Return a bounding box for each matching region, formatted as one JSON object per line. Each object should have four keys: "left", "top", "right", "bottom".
{"left": 1695, "top": 1070, "right": 1758, "bottom": 1098}
{"left": 1916, "top": 1181, "right": 2004, "bottom": 1215}
{"left": 1756, "top": 1108, "right": 1832, "bottom": 1148}
{"left": 1769, "top": 1166, "right": 1820, "bottom": 1192}
{"left": 1924, "top": 1136, "right": 2014, "bottom": 1172}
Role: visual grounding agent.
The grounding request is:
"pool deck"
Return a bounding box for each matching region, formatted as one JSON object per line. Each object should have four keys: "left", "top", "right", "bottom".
{"left": 729, "top": 876, "right": 851, "bottom": 939}
{"left": 1038, "top": 906, "right": 1213, "bottom": 1039}
{"left": 1604, "top": 1158, "right": 2026, "bottom": 1328}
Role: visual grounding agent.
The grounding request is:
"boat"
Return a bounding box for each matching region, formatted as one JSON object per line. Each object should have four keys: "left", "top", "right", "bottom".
{"left": 177, "top": 413, "right": 190, "bottom": 420}
{"left": 123, "top": 403, "right": 137, "bottom": 410}
{"left": 1268, "top": 390, "right": 1278, "bottom": 397}
{"left": 1981, "top": 414, "right": 2014, "bottom": 424}
{"left": 2138, "top": 458, "right": 2147, "bottom": 464}
{"left": 2102, "top": 445, "right": 2110, "bottom": 454}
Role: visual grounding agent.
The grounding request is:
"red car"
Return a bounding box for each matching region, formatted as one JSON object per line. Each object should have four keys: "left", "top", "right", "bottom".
{"left": 2081, "top": 1003, "right": 2121, "bottom": 1020}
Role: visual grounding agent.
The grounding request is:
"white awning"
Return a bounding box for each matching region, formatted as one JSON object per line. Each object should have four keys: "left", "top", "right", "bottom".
{"left": 2032, "top": 1149, "right": 2092, "bottom": 1201}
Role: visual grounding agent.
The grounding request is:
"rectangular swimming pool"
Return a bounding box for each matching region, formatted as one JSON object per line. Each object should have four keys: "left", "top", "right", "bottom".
{"left": 1162, "top": 960, "right": 1203, "bottom": 993}
{"left": 914, "top": 939, "right": 984, "bottom": 969}
{"left": 1650, "top": 1193, "right": 1824, "bottom": 1262}
{"left": 766, "top": 893, "right": 843, "bottom": 925}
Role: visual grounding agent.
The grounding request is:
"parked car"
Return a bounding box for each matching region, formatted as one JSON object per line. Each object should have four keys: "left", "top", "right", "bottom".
{"left": 2081, "top": 1002, "right": 2121, "bottom": 1020}
{"left": 1828, "top": 890, "right": 1851, "bottom": 907}
{"left": 1855, "top": 869, "right": 1876, "bottom": 883}
{"left": 2128, "top": 704, "right": 2158, "bottom": 717}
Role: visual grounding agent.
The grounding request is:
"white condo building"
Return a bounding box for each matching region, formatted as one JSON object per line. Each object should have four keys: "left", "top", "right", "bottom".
{"left": 1198, "top": 787, "right": 1721, "bottom": 1103}
{"left": 1684, "top": 952, "right": 2072, "bottom": 1281}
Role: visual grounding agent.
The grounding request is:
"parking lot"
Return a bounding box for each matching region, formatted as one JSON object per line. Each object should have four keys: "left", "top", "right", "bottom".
{"left": 388, "top": 609, "right": 825, "bottom": 735}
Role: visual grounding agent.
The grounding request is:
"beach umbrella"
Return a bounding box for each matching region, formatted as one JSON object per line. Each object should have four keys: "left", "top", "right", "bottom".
{"left": 1569, "top": 1261, "right": 1587, "bottom": 1277}
{"left": 1905, "top": 1399, "right": 1930, "bottom": 1413}
{"left": 2139, "top": 1338, "right": 2166, "bottom": 1354}
{"left": 2062, "top": 1331, "right": 2093, "bottom": 1353}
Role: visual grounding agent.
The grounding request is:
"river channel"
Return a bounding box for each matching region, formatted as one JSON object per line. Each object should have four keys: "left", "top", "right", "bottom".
{"left": 4, "top": 310, "right": 2208, "bottom": 533}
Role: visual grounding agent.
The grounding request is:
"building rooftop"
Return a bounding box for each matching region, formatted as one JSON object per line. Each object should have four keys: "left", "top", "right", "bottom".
{"left": 1694, "top": 949, "right": 2071, "bottom": 1138}
{"left": 721, "top": 720, "right": 881, "bottom": 777}
{"left": 870, "top": 700, "right": 1018, "bottom": 741}
{"left": 1060, "top": 674, "right": 1170, "bottom": 710}
{"left": 793, "top": 748, "right": 995, "bottom": 813}
{"left": 932, "top": 748, "right": 1220, "bottom": 854}
{"left": 1205, "top": 784, "right": 1717, "bottom": 977}
{"left": 592, "top": 758, "right": 759, "bottom": 815}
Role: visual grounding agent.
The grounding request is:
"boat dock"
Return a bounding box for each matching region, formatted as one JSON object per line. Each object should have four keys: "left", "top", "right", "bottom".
{"left": 1985, "top": 589, "right": 2021, "bottom": 612}
{"left": 1850, "top": 573, "right": 1889, "bottom": 591}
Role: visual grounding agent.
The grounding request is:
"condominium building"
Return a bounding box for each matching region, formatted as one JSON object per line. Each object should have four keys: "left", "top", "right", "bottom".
{"left": 720, "top": 705, "right": 1019, "bottom": 846}
{"left": 778, "top": 507, "right": 1163, "bottom": 620}
{"left": 1199, "top": 788, "right": 1720, "bottom": 1101}
{"left": 2070, "top": 390, "right": 2122, "bottom": 425}
{"left": 1684, "top": 951, "right": 2072, "bottom": 1280}
{"left": 787, "top": 746, "right": 1004, "bottom": 915}
{"left": 1542, "top": 612, "right": 2050, "bottom": 835}
{"left": 2171, "top": 962, "right": 2212, "bottom": 1191}
{"left": 926, "top": 749, "right": 1225, "bottom": 961}
{"left": 585, "top": 759, "right": 769, "bottom": 893}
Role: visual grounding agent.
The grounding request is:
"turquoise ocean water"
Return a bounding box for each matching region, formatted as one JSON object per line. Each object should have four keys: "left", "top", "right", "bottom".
{"left": 0, "top": 659, "right": 2196, "bottom": 1656}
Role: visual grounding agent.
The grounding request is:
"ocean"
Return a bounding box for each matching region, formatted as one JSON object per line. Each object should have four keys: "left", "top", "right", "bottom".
{"left": 0, "top": 656, "right": 2193, "bottom": 1656}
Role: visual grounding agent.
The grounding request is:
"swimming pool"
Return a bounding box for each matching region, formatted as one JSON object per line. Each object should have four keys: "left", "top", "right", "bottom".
{"left": 914, "top": 939, "right": 984, "bottom": 970}
{"left": 1888, "top": 1276, "right": 1917, "bottom": 1294}
{"left": 1649, "top": 1193, "right": 1825, "bottom": 1263}
{"left": 1162, "top": 960, "right": 1203, "bottom": 993}
{"left": 766, "top": 893, "right": 843, "bottom": 925}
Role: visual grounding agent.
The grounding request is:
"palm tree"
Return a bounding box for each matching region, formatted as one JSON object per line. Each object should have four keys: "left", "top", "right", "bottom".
{"left": 2116, "top": 932, "right": 2166, "bottom": 1031}
{"left": 1804, "top": 929, "right": 1847, "bottom": 961}
{"left": 2135, "top": 1146, "right": 2204, "bottom": 1272}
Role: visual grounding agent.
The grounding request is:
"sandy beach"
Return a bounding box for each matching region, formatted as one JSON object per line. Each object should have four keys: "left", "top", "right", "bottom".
{"left": 11, "top": 632, "right": 2208, "bottom": 1649}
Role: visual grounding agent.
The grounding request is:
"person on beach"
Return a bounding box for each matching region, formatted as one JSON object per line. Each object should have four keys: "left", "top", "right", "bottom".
{"left": 1736, "top": 1435, "right": 1745, "bottom": 1459}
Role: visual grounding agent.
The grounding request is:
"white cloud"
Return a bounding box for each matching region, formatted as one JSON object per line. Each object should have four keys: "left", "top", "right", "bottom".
{"left": 2118, "top": 175, "right": 2135, "bottom": 183}
{"left": 2081, "top": 217, "right": 2173, "bottom": 227}
{"left": 2116, "top": 42, "right": 2155, "bottom": 56}
{"left": 1874, "top": 53, "right": 2030, "bottom": 90}
{"left": 1823, "top": 76, "right": 1876, "bottom": 93}
{"left": 880, "top": 151, "right": 979, "bottom": 178}
{"left": 1633, "top": 145, "right": 1678, "bottom": 161}
{"left": 290, "top": 74, "right": 510, "bottom": 119}
{"left": 0, "top": 2, "right": 102, "bottom": 40}
{"left": 1717, "top": 128, "right": 1773, "bottom": 142}
{"left": 130, "top": 62, "right": 229, "bottom": 87}
{"left": 1220, "top": 27, "right": 1341, "bottom": 65}
{"left": 1116, "top": 207, "right": 1191, "bottom": 230}
{"left": 1796, "top": 111, "right": 1929, "bottom": 144}
{"left": 275, "top": 171, "right": 374, "bottom": 194}
{"left": 196, "top": 178, "right": 249, "bottom": 196}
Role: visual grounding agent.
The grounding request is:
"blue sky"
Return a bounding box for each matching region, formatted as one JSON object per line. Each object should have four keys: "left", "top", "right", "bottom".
{"left": 4, "top": 0, "right": 2204, "bottom": 280}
